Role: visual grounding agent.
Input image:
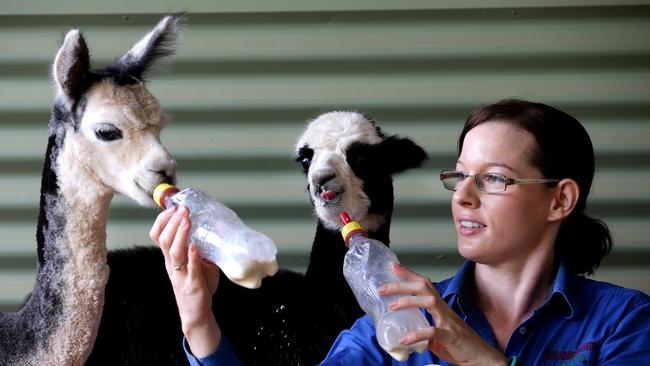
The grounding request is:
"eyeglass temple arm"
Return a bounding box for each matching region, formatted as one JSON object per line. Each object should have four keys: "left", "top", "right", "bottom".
{"left": 507, "top": 178, "right": 560, "bottom": 185}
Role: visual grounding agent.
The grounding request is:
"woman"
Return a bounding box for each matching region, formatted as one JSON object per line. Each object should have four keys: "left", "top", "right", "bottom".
{"left": 150, "top": 99, "right": 650, "bottom": 365}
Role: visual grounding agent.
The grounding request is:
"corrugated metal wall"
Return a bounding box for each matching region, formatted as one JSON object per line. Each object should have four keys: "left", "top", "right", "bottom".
{"left": 1, "top": 1, "right": 649, "bottom": 311}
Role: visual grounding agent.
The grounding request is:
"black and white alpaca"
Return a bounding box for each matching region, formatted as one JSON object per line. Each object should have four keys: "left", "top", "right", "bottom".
{"left": 0, "top": 16, "right": 178, "bottom": 366}
{"left": 214, "top": 111, "right": 428, "bottom": 365}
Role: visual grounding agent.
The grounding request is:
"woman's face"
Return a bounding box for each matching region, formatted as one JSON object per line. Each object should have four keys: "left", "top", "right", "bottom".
{"left": 452, "top": 121, "right": 557, "bottom": 266}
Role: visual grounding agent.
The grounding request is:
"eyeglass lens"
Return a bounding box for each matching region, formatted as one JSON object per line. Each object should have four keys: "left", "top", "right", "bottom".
{"left": 441, "top": 171, "right": 507, "bottom": 192}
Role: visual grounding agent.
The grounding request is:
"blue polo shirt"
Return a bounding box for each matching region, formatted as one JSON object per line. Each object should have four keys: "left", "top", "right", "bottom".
{"left": 185, "top": 261, "right": 650, "bottom": 365}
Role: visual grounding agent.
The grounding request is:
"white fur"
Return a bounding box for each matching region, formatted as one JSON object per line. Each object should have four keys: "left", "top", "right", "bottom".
{"left": 72, "top": 79, "right": 175, "bottom": 205}
{"left": 296, "top": 111, "right": 385, "bottom": 231}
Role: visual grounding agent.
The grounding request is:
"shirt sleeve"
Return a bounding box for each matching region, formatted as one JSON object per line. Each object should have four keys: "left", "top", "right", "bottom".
{"left": 183, "top": 336, "right": 245, "bottom": 366}
{"left": 597, "top": 292, "right": 650, "bottom": 365}
{"left": 317, "top": 314, "right": 390, "bottom": 366}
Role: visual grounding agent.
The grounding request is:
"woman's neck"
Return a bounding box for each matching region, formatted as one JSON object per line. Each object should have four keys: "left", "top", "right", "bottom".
{"left": 472, "top": 250, "right": 556, "bottom": 350}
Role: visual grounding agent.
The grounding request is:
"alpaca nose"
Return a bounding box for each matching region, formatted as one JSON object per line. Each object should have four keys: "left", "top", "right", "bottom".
{"left": 315, "top": 173, "right": 336, "bottom": 193}
{"left": 149, "top": 169, "right": 175, "bottom": 184}
{"left": 150, "top": 159, "right": 177, "bottom": 184}
{"left": 158, "top": 171, "right": 175, "bottom": 184}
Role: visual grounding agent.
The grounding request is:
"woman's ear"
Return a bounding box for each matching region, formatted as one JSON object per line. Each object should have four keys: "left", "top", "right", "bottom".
{"left": 548, "top": 178, "right": 580, "bottom": 222}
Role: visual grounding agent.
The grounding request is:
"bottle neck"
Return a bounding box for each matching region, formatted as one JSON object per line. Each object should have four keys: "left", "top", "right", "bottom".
{"left": 157, "top": 186, "right": 180, "bottom": 209}
{"left": 341, "top": 219, "right": 368, "bottom": 248}
{"left": 344, "top": 229, "right": 367, "bottom": 248}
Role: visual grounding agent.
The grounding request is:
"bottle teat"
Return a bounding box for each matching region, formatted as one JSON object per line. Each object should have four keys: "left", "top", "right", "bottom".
{"left": 153, "top": 183, "right": 180, "bottom": 209}
{"left": 339, "top": 211, "right": 367, "bottom": 247}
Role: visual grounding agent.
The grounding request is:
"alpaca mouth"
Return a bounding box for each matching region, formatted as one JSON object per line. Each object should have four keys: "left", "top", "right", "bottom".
{"left": 135, "top": 174, "right": 176, "bottom": 199}
{"left": 318, "top": 188, "right": 343, "bottom": 204}
{"left": 134, "top": 180, "right": 153, "bottom": 198}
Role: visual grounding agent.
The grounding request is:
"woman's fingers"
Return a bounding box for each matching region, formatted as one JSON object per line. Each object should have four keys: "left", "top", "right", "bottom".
{"left": 169, "top": 216, "right": 191, "bottom": 272}
{"left": 385, "top": 264, "right": 435, "bottom": 292}
{"left": 379, "top": 280, "right": 431, "bottom": 296}
{"left": 157, "top": 207, "right": 187, "bottom": 252}
{"left": 388, "top": 295, "right": 436, "bottom": 311}
{"left": 384, "top": 292, "right": 444, "bottom": 327}
{"left": 378, "top": 263, "right": 447, "bottom": 325}
{"left": 392, "top": 263, "right": 428, "bottom": 282}
{"left": 150, "top": 206, "right": 190, "bottom": 273}
{"left": 400, "top": 326, "right": 449, "bottom": 346}
{"left": 149, "top": 206, "right": 176, "bottom": 245}
{"left": 185, "top": 243, "right": 201, "bottom": 279}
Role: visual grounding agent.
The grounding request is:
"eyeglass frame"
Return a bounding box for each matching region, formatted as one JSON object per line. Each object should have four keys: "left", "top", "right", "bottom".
{"left": 439, "top": 169, "right": 560, "bottom": 193}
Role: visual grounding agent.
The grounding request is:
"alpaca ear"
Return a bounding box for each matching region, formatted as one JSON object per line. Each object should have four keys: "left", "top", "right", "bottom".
{"left": 53, "top": 29, "right": 89, "bottom": 105}
{"left": 112, "top": 15, "right": 179, "bottom": 80}
{"left": 379, "top": 136, "right": 428, "bottom": 174}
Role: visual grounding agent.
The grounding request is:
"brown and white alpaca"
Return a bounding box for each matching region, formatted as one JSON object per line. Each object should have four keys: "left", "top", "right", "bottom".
{"left": 0, "top": 16, "right": 178, "bottom": 366}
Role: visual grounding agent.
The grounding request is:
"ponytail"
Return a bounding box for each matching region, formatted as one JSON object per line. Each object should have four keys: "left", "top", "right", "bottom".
{"left": 556, "top": 213, "right": 613, "bottom": 275}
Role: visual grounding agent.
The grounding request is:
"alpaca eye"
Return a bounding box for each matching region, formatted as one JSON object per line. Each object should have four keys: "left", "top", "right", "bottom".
{"left": 296, "top": 146, "right": 314, "bottom": 173}
{"left": 94, "top": 125, "right": 123, "bottom": 141}
{"left": 301, "top": 157, "right": 312, "bottom": 172}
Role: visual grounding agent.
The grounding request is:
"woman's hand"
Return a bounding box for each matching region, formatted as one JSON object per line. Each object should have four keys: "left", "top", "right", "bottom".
{"left": 150, "top": 206, "right": 222, "bottom": 357}
{"left": 378, "top": 263, "right": 507, "bottom": 366}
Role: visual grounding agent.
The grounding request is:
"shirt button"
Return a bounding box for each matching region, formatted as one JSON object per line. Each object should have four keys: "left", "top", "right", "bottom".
{"left": 519, "top": 326, "right": 527, "bottom": 335}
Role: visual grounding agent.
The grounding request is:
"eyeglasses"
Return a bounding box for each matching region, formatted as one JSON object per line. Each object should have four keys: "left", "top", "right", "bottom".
{"left": 440, "top": 170, "right": 559, "bottom": 193}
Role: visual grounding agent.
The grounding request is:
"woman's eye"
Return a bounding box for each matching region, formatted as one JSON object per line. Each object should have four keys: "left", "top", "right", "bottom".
{"left": 485, "top": 173, "right": 506, "bottom": 183}
{"left": 95, "top": 126, "right": 123, "bottom": 141}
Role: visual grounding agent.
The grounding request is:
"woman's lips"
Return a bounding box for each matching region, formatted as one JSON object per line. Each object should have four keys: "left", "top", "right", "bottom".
{"left": 457, "top": 219, "right": 486, "bottom": 236}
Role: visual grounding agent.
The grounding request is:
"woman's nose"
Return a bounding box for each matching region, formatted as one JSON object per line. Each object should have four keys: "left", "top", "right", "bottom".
{"left": 452, "top": 176, "right": 479, "bottom": 207}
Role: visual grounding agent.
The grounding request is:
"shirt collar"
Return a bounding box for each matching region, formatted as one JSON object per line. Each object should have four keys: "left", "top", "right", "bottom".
{"left": 544, "top": 260, "right": 579, "bottom": 319}
{"left": 442, "top": 260, "right": 580, "bottom": 319}
{"left": 441, "top": 260, "right": 475, "bottom": 316}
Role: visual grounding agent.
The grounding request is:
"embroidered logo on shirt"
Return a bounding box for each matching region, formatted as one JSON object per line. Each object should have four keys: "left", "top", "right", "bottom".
{"left": 543, "top": 341, "right": 599, "bottom": 365}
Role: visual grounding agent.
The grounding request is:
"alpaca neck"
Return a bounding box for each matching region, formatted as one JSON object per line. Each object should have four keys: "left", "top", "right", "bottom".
{"left": 0, "top": 126, "right": 113, "bottom": 366}
{"left": 303, "top": 213, "right": 391, "bottom": 330}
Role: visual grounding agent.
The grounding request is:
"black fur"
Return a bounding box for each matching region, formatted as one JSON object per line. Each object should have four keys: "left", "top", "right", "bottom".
{"left": 87, "top": 247, "right": 186, "bottom": 365}
{"left": 0, "top": 126, "right": 68, "bottom": 365}
{"left": 112, "top": 15, "right": 179, "bottom": 82}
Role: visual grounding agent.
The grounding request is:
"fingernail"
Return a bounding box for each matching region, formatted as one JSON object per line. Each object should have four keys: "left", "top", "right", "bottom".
{"left": 181, "top": 217, "right": 189, "bottom": 227}
{"left": 399, "top": 336, "right": 408, "bottom": 345}
{"left": 378, "top": 285, "right": 387, "bottom": 294}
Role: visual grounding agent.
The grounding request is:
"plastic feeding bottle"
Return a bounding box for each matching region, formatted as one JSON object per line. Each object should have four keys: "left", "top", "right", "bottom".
{"left": 153, "top": 183, "right": 278, "bottom": 289}
{"left": 339, "top": 212, "right": 429, "bottom": 361}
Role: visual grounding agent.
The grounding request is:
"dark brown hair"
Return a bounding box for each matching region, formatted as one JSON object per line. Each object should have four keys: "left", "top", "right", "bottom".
{"left": 458, "top": 98, "right": 612, "bottom": 275}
